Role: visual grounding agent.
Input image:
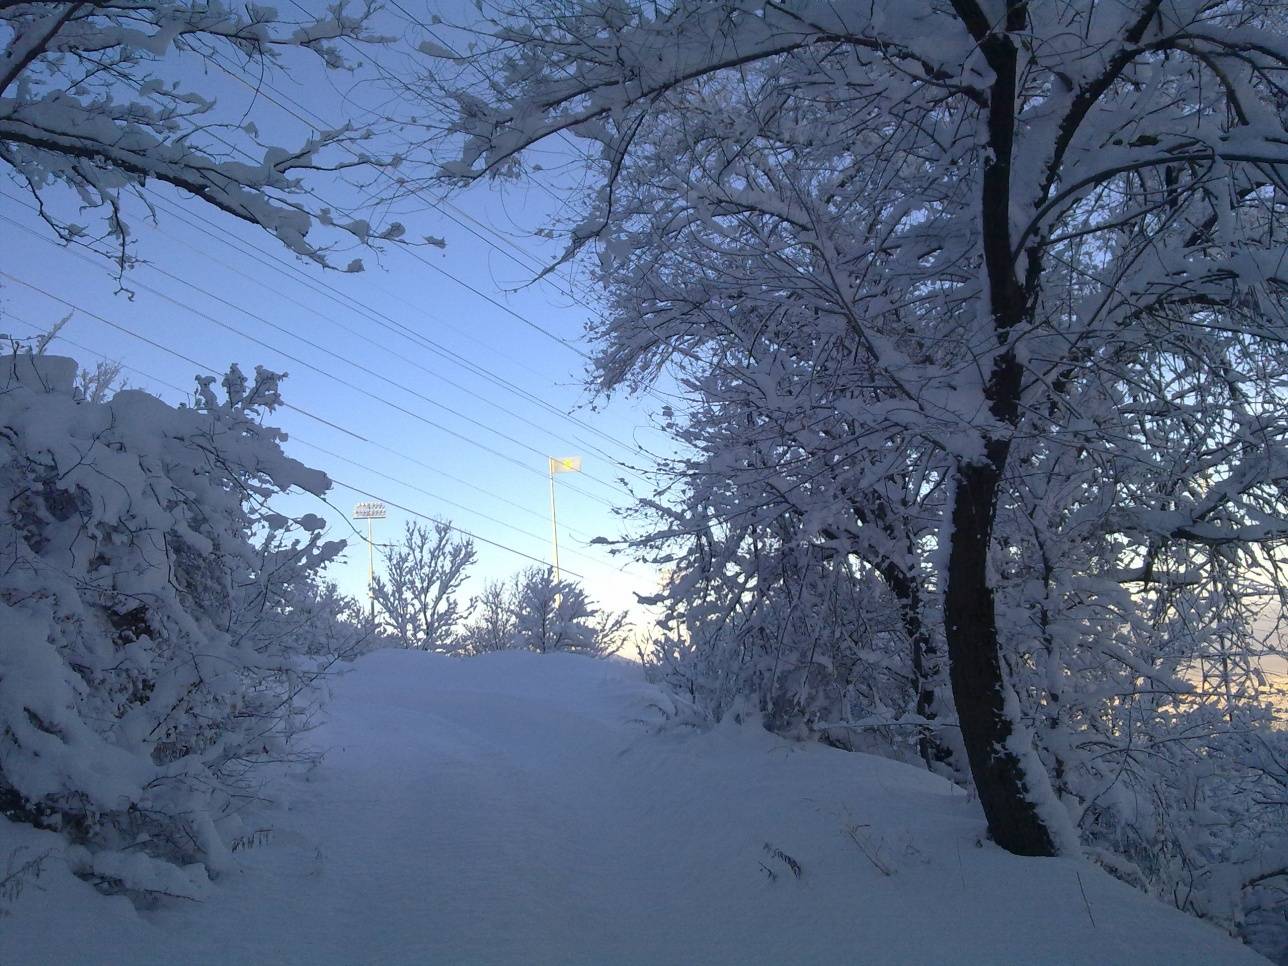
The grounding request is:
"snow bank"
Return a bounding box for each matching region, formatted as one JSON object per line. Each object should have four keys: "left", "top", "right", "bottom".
{"left": 1, "top": 650, "right": 1266, "bottom": 964}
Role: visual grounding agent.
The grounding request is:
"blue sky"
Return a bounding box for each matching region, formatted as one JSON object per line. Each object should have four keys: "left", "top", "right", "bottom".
{"left": 0, "top": 2, "right": 671, "bottom": 622}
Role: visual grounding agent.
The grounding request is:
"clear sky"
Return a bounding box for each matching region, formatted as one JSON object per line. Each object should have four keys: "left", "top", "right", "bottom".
{"left": 0, "top": 1, "right": 671, "bottom": 623}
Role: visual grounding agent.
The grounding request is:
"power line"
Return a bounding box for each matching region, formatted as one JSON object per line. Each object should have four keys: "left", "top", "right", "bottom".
{"left": 0, "top": 305, "right": 617, "bottom": 578}
{"left": 5, "top": 306, "right": 613, "bottom": 567}
{"left": 118, "top": 186, "right": 652, "bottom": 477}
{"left": 202, "top": 32, "right": 675, "bottom": 411}
{"left": 2, "top": 306, "right": 605, "bottom": 547}
{"left": 79, "top": 50, "right": 606, "bottom": 413}
{"left": 204, "top": 44, "right": 588, "bottom": 356}
{"left": 308, "top": 5, "right": 681, "bottom": 412}
{"left": 291, "top": 436, "right": 615, "bottom": 571}
{"left": 0, "top": 267, "right": 630, "bottom": 567}
{"left": 286, "top": 0, "right": 591, "bottom": 276}
{"left": 127, "top": 231, "right": 636, "bottom": 495}
{"left": 0, "top": 210, "right": 627, "bottom": 506}
{"left": 62, "top": 44, "right": 669, "bottom": 467}
{"left": 328, "top": 477, "right": 582, "bottom": 576}
{"left": 5, "top": 28, "right": 677, "bottom": 503}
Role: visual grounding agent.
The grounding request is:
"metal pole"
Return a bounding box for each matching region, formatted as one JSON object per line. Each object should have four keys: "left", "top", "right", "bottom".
{"left": 352, "top": 501, "right": 386, "bottom": 622}
{"left": 548, "top": 458, "right": 561, "bottom": 583}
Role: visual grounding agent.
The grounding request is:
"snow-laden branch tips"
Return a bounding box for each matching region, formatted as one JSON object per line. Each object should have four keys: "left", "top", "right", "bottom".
{"left": 0, "top": 0, "right": 403, "bottom": 271}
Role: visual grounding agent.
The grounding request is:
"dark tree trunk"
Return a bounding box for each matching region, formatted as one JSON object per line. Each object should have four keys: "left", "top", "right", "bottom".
{"left": 944, "top": 451, "right": 1057, "bottom": 856}
{"left": 882, "top": 564, "right": 956, "bottom": 773}
{"left": 943, "top": 0, "right": 1061, "bottom": 857}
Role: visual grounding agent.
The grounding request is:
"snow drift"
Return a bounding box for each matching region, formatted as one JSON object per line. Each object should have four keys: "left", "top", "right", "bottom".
{"left": 0, "top": 649, "right": 1264, "bottom": 964}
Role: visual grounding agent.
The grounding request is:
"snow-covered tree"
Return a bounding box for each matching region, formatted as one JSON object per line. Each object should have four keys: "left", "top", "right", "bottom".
{"left": 640, "top": 504, "right": 955, "bottom": 765}
{"left": 511, "top": 567, "right": 622, "bottom": 657}
{"left": 0, "top": 348, "right": 353, "bottom": 897}
{"left": 372, "top": 519, "right": 476, "bottom": 651}
{"left": 424, "top": 1, "right": 1288, "bottom": 870}
{"left": 1, "top": 0, "right": 401, "bottom": 270}
{"left": 458, "top": 576, "right": 519, "bottom": 655}
{"left": 630, "top": 371, "right": 960, "bottom": 772}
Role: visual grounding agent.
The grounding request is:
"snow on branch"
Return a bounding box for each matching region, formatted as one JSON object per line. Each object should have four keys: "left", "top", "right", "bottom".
{"left": 0, "top": 0, "right": 403, "bottom": 271}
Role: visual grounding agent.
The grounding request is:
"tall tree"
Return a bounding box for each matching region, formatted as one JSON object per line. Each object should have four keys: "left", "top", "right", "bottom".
{"left": 459, "top": 576, "right": 519, "bottom": 655}
{"left": 424, "top": 1, "right": 1288, "bottom": 857}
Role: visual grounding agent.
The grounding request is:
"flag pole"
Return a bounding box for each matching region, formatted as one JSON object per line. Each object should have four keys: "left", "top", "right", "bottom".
{"left": 548, "top": 457, "right": 561, "bottom": 583}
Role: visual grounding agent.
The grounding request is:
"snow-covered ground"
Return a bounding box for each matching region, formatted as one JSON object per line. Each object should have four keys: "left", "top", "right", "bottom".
{"left": 1, "top": 650, "right": 1266, "bottom": 964}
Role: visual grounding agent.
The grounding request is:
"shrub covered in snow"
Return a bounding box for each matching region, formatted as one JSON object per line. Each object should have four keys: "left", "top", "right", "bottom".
{"left": 509, "top": 566, "right": 628, "bottom": 657}
{"left": 0, "top": 351, "right": 363, "bottom": 897}
{"left": 450, "top": 567, "right": 629, "bottom": 658}
{"left": 640, "top": 535, "right": 940, "bottom": 762}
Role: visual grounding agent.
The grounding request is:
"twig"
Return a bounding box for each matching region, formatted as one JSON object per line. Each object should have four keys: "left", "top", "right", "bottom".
{"left": 1076, "top": 870, "right": 1097, "bottom": 928}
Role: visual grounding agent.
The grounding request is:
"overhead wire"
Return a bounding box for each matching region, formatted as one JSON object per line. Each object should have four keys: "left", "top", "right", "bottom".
{"left": 0, "top": 269, "right": 627, "bottom": 570}
{"left": 93, "top": 46, "right": 663, "bottom": 477}
{"left": 120, "top": 204, "right": 638, "bottom": 486}
{"left": 53, "top": 50, "right": 652, "bottom": 478}
{"left": 0, "top": 15, "right": 683, "bottom": 571}
{"left": 283, "top": 0, "right": 590, "bottom": 277}
{"left": 0, "top": 304, "right": 632, "bottom": 578}
{"left": 62, "top": 32, "right": 674, "bottom": 476}
{"left": 0, "top": 206, "right": 629, "bottom": 506}
{"left": 203, "top": 22, "right": 675, "bottom": 409}
{"left": 327, "top": 477, "right": 584, "bottom": 576}
{"left": 340, "top": 1, "right": 684, "bottom": 411}
{"left": 205, "top": 43, "right": 587, "bottom": 355}
{"left": 119, "top": 185, "right": 654, "bottom": 477}
{"left": 0, "top": 305, "right": 602, "bottom": 547}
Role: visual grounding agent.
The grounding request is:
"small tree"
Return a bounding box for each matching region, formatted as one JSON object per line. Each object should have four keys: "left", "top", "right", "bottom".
{"left": 510, "top": 567, "right": 627, "bottom": 657}
{"left": 372, "top": 520, "right": 476, "bottom": 651}
{"left": 30, "top": 313, "right": 129, "bottom": 403}
{"left": 459, "top": 576, "right": 519, "bottom": 655}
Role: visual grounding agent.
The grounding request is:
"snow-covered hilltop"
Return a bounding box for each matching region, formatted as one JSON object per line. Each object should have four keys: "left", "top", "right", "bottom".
{"left": 2, "top": 650, "right": 1263, "bottom": 965}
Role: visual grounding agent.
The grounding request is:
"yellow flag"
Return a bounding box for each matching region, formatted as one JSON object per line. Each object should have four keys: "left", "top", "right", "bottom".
{"left": 549, "top": 456, "right": 582, "bottom": 474}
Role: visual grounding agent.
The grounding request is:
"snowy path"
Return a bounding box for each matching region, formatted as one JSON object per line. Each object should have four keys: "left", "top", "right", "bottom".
{"left": 2, "top": 650, "right": 1266, "bottom": 964}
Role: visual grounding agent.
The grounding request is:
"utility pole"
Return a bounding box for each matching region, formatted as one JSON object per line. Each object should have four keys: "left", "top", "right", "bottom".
{"left": 547, "top": 457, "right": 581, "bottom": 583}
{"left": 352, "top": 501, "right": 387, "bottom": 618}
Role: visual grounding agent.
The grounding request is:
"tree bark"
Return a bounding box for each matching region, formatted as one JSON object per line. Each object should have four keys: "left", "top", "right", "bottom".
{"left": 945, "top": 451, "right": 1057, "bottom": 856}
{"left": 882, "top": 563, "right": 957, "bottom": 774}
{"left": 943, "top": 0, "right": 1062, "bottom": 857}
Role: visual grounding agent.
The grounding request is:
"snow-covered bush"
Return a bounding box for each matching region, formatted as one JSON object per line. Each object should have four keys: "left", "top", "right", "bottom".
{"left": 641, "top": 529, "right": 918, "bottom": 749}
{"left": 458, "top": 576, "right": 519, "bottom": 656}
{"left": 628, "top": 380, "right": 959, "bottom": 771}
{"left": 510, "top": 567, "right": 626, "bottom": 657}
{"left": 0, "top": 350, "right": 353, "bottom": 897}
